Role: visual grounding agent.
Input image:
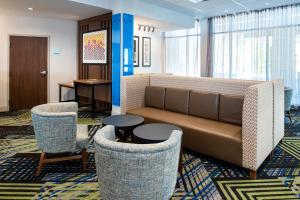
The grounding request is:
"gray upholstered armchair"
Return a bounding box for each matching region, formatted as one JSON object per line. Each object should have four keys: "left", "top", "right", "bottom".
{"left": 94, "top": 125, "right": 182, "bottom": 200}
{"left": 31, "top": 102, "right": 88, "bottom": 176}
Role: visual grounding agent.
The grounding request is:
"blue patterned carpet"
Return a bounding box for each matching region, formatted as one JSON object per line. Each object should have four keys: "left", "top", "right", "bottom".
{"left": 0, "top": 111, "right": 300, "bottom": 199}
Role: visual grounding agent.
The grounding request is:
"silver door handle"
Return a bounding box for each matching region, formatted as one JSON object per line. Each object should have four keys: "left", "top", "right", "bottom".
{"left": 40, "top": 70, "right": 47, "bottom": 75}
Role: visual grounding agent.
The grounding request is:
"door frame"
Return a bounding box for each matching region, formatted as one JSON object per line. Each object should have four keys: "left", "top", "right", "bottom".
{"left": 8, "top": 34, "right": 50, "bottom": 111}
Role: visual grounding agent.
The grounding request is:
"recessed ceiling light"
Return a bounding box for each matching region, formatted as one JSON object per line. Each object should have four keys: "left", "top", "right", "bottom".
{"left": 193, "top": 7, "right": 202, "bottom": 12}
{"left": 27, "top": 7, "right": 34, "bottom": 11}
{"left": 224, "top": 9, "right": 229, "bottom": 13}
{"left": 188, "top": 0, "right": 208, "bottom": 3}
{"left": 265, "top": 2, "right": 270, "bottom": 6}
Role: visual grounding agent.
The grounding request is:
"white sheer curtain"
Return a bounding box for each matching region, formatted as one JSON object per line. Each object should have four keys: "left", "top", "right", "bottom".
{"left": 165, "top": 21, "right": 201, "bottom": 77}
{"left": 212, "top": 5, "right": 300, "bottom": 104}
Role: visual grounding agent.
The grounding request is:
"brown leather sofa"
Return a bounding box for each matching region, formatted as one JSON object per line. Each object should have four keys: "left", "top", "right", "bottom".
{"left": 121, "top": 74, "right": 284, "bottom": 179}
{"left": 128, "top": 86, "right": 244, "bottom": 166}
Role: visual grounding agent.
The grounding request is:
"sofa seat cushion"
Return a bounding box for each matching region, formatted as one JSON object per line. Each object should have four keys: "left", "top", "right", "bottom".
{"left": 127, "top": 107, "right": 242, "bottom": 166}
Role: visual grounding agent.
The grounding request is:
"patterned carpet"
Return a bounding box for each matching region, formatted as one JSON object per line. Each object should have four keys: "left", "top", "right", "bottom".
{"left": 0, "top": 110, "right": 103, "bottom": 126}
{"left": 0, "top": 111, "right": 300, "bottom": 199}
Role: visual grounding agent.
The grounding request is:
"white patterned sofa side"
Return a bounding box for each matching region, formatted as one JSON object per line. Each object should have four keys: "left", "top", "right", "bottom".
{"left": 271, "top": 79, "right": 284, "bottom": 147}
{"left": 242, "top": 82, "right": 273, "bottom": 175}
{"left": 121, "top": 75, "right": 150, "bottom": 114}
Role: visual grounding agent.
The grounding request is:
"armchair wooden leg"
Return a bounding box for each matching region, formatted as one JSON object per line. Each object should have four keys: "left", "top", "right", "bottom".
{"left": 82, "top": 148, "right": 87, "bottom": 172}
{"left": 250, "top": 170, "right": 257, "bottom": 180}
{"left": 36, "top": 152, "right": 46, "bottom": 176}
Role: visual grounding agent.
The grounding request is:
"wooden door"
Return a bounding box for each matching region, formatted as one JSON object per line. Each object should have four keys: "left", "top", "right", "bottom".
{"left": 9, "top": 36, "right": 48, "bottom": 111}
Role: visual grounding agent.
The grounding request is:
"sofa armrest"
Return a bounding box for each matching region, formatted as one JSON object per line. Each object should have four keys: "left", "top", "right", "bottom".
{"left": 121, "top": 75, "right": 150, "bottom": 114}
{"left": 272, "top": 79, "right": 284, "bottom": 147}
{"left": 242, "top": 82, "right": 273, "bottom": 171}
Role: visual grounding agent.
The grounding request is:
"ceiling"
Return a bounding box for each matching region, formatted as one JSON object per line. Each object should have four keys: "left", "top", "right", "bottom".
{"left": 0, "top": 0, "right": 110, "bottom": 20}
{"left": 0, "top": 0, "right": 298, "bottom": 29}
{"left": 140, "top": 0, "right": 300, "bottom": 18}
{"left": 135, "top": 16, "right": 182, "bottom": 32}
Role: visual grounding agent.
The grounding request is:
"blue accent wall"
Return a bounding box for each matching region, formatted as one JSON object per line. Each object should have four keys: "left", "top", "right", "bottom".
{"left": 112, "top": 13, "right": 134, "bottom": 107}
{"left": 122, "top": 14, "right": 134, "bottom": 76}
{"left": 112, "top": 14, "right": 121, "bottom": 106}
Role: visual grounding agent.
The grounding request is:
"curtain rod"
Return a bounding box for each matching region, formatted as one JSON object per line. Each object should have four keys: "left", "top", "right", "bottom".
{"left": 208, "top": 3, "right": 300, "bottom": 20}
{"left": 212, "top": 24, "right": 300, "bottom": 35}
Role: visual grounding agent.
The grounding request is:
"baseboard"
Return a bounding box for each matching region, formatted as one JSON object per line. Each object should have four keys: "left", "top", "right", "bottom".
{"left": 0, "top": 105, "right": 9, "bottom": 112}
{"left": 111, "top": 105, "right": 121, "bottom": 115}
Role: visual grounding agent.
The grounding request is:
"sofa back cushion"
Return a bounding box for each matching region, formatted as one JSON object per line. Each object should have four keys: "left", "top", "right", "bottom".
{"left": 189, "top": 91, "right": 219, "bottom": 120}
{"left": 145, "top": 86, "right": 166, "bottom": 109}
{"left": 219, "top": 94, "right": 244, "bottom": 125}
{"left": 165, "top": 88, "right": 190, "bottom": 114}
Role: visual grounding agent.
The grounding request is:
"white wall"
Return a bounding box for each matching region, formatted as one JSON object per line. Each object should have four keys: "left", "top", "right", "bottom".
{"left": 0, "top": 14, "right": 77, "bottom": 112}
{"left": 133, "top": 29, "right": 163, "bottom": 74}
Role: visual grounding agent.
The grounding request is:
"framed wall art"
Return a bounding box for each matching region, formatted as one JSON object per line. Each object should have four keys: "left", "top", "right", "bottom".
{"left": 142, "top": 37, "right": 151, "bottom": 67}
{"left": 133, "top": 36, "right": 139, "bottom": 67}
{"left": 82, "top": 29, "right": 107, "bottom": 64}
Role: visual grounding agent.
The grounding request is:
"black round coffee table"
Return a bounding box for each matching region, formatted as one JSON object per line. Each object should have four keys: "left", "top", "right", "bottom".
{"left": 102, "top": 114, "right": 144, "bottom": 141}
{"left": 132, "top": 123, "right": 182, "bottom": 144}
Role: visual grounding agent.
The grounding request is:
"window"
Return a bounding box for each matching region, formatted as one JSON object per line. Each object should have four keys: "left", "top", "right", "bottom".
{"left": 165, "top": 22, "right": 201, "bottom": 77}
{"left": 211, "top": 5, "right": 300, "bottom": 104}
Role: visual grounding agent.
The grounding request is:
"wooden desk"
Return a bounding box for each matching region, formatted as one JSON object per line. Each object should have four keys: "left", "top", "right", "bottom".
{"left": 58, "top": 82, "right": 75, "bottom": 102}
{"left": 74, "top": 79, "right": 112, "bottom": 118}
